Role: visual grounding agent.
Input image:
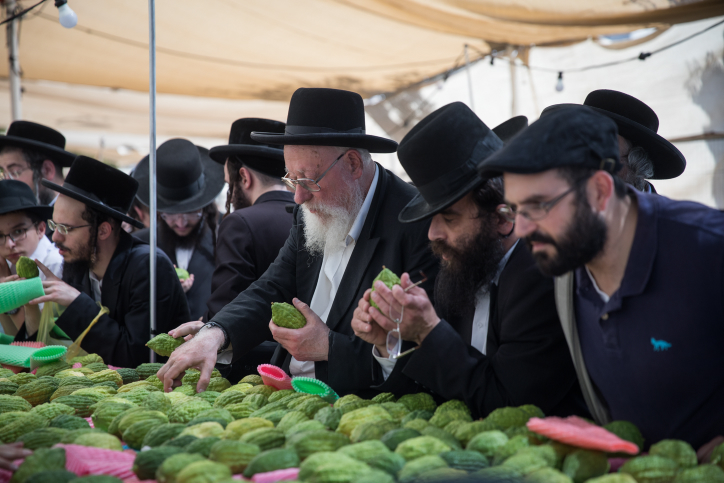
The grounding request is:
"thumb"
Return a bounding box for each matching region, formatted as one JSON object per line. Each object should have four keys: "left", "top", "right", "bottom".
{"left": 292, "top": 298, "right": 314, "bottom": 316}
{"left": 35, "top": 259, "right": 58, "bottom": 280}
{"left": 400, "top": 272, "right": 412, "bottom": 289}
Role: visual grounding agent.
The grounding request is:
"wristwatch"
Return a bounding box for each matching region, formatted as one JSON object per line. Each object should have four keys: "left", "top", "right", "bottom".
{"left": 3, "top": 308, "right": 20, "bottom": 316}
{"left": 199, "top": 322, "right": 230, "bottom": 354}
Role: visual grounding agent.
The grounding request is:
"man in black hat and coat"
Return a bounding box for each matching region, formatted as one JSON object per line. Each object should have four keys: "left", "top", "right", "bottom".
{"left": 18, "top": 156, "right": 190, "bottom": 368}
{"left": 133, "top": 139, "right": 224, "bottom": 320}
{"left": 478, "top": 106, "right": 724, "bottom": 451}
{"left": 352, "top": 103, "right": 586, "bottom": 418}
{"left": 159, "top": 88, "right": 438, "bottom": 396}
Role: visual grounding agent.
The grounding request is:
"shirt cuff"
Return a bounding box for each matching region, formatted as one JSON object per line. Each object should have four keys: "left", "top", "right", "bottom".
{"left": 372, "top": 345, "right": 397, "bottom": 381}
{"left": 217, "top": 344, "right": 233, "bottom": 365}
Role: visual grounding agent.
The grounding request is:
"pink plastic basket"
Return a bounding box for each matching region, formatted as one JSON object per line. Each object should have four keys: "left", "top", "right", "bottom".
{"left": 257, "top": 364, "right": 293, "bottom": 390}
{"left": 527, "top": 416, "right": 639, "bottom": 455}
{"left": 57, "top": 444, "right": 136, "bottom": 479}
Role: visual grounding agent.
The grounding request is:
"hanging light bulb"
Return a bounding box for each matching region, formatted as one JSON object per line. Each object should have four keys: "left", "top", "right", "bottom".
{"left": 55, "top": 0, "right": 78, "bottom": 29}
{"left": 555, "top": 72, "right": 564, "bottom": 92}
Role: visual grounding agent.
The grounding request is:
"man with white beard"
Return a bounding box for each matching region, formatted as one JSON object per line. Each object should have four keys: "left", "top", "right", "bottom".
{"left": 159, "top": 88, "right": 438, "bottom": 396}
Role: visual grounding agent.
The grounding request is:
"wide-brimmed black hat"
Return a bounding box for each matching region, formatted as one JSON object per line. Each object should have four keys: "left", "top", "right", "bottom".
{"left": 541, "top": 89, "right": 685, "bottom": 179}
{"left": 42, "top": 156, "right": 143, "bottom": 228}
{"left": 250, "top": 88, "right": 398, "bottom": 153}
{"left": 0, "top": 121, "right": 75, "bottom": 168}
{"left": 492, "top": 115, "right": 528, "bottom": 144}
{"left": 209, "top": 118, "right": 287, "bottom": 178}
{"left": 397, "top": 102, "right": 504, "bottom": 223}
{"left": 134, "top": 138, "right": 225, "bottom": 214}
{"left": 479, "top": 106, "right": 620, "bottom": 178}
{"left": 0, "top": 179, "right": 53, "bottom": 220}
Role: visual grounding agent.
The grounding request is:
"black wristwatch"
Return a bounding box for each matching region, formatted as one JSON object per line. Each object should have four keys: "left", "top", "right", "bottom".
{"left": 200, "top": 322, "right": 230, "bottom": 354}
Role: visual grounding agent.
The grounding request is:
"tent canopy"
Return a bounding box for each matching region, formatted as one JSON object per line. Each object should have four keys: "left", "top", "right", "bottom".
{"left": 3, "top": 0, "right": 722, "bottom": 101}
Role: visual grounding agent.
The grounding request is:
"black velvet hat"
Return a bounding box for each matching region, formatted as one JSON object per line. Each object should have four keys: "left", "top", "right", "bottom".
{"left": 397, "top": 102, "right": 504, "bottom": 223}
{"left": 209, "top": 118, "right": 286, "bottom": 178}
{"left": 492, "top": 115, "right": 528, "bottom": 144}
{"left": 0, "top": 121, "right": 75, "bottom": 167}
{"left": 250, "top": 88, "right": 398, "bottom": 153}
{"left": 42, "top": 156, "right": 143, "bottom": 228}
{"left": 0, "top": 180, "right": 53, "bottom": 220}
{"left": 134, "top": 138, "right": 225, "bottom": 214}
{"left": 541, "top": 89, "right": 685, "bottom": 179}
{"left": 478, "top": 106, "right": 620, "bottom": 178}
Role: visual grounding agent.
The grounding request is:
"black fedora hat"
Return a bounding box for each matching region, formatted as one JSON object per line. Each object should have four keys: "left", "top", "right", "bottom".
{"left": 0, "top": 121, "right": 75, "bottom": 168}
{"left": 209, "top": 118, "right": 287, "bottom": 178}
{"left": 541, "top": 90, "right": 685, "bottom": 179}
{"left": 250, "top": 88, "right": 398, "bottom": 153}
{"left": 492, "top": 115, "right": 528, "bottom": 144}
{"left": 397, "top": 102, "right": 504, "bottom": 224}
{"left": 134, "top": 138, "right": 225, "bottom": 214}
{"left": 42, "top": 156, "right": 143, "bottom": 228}
{"left": 0, "top": 179, "right": 53, "bottom": 220}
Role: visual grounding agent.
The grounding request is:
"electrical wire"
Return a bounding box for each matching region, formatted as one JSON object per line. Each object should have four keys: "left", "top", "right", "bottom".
{"left": 0, "top": 0, "right": 47, "bottom": 26}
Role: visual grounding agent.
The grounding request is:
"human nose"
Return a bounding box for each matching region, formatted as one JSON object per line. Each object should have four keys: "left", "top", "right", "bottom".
{"left": 427, "top": 216, "right": 445, "bottom": 242}
{"left": 51, "top": 229, "right": 64, "bottom": 245}
{"left": 514, "top": 213, "right": 537, "bottom": 239}
{"left": 294, "top": 187, "right": 312, "bottom": 205}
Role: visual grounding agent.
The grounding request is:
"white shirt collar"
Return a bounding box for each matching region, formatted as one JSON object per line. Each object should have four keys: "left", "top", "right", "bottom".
{"left": 29, "top": 235, "right": 53, "bottom": 262}
{"left": 344, "top": 164, "right": 379, "bottom": 247}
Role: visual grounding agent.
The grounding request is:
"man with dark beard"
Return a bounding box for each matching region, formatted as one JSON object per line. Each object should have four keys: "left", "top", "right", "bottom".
{"left": 478, "top": 106, "right": 724, "bottom": 452}
{"left": 351, "top": 103, "right": 586, "bottom": 418}
{"left": 17, "top": 156, "right": 190, "bottom": 367}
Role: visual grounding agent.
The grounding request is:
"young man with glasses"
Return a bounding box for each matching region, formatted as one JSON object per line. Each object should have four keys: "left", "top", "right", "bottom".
{"left": 478, "top": 106, "right": 724, "bottom": 453}
{"left": 0, "top": 180, "right": 63, "bottom": 336}
{"left": 351, "top": 103, "right": 586, "bottom": 418}
{"left": 15, "top": 156, "right": 190, "bottom": 367}
{"left": 159, "top": 88, "right": 438, "bottom": 397}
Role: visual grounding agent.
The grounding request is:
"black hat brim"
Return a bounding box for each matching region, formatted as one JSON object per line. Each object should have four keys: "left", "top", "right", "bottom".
{"left": 398, "top": 176, "right": 485, "bottom": 224}
{"left": 542, "top": 103, "right": 685, "bottom": 179}
{"left": 41, "top": 180, "right": 144, "bottom": 229}
{"left": 134, "top": 147, "right": 225, "bottom": 214}
{"left": 209, "top": 145, "right": 284, "bottom": 164}
{"left": 0, "top": 136, "right": 75, "bottom": 168}
{"left": 250, "top": 132, "right": 398, "bottom": 153}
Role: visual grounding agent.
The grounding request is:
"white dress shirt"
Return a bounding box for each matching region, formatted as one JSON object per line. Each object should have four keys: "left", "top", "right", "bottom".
{"left": 89, "top": 270, "right": 103, "bottom": 303}
{"left": 289, "top": 165, "right": 380, "bottom": 378}
{"left": 6, "top": 236, "right": 64, "bottom": 312}
{"left": 374, "top": 240, "right": 518, "bottom": 380}
{"left": 175, "top": 247, "right": 194, "bottom": 271}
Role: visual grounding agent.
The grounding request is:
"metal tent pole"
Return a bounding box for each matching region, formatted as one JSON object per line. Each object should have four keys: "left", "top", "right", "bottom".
{"left": 6, "top": 0, "right": 21, "bottom": 121}
{"left": 148, "top": 0, "right": 157, "bottom": 363}
{"left": 464, "top": 44, "right": 474, "bottom": 111}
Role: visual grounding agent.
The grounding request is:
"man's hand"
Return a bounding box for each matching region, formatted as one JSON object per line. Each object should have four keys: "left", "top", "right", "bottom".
{"left": 351, "top": 289, "right": 389, "bottom": 357}
{"left": 697, "top": 435, "right": 724, "bottom": 463}
{"left": 0, "top": 442, "right": 32, "bottom": 471}
{"left": 368, "top": 272, "right": 441, "bottom": 346}
{"left": 28, "top": 260, "right": 80, "bottom": 307}
{"left": 157, "top": 325, "right": 223, "bottom": 393}
{"left": 180, "top": 274, "right": 195, "bottom": 293}
{"left": 169, "top": 320, "right": 205, "bottom": 342}
{"left": 0, "top": 255, "right": 18, "bottom": 283}
{"left": 269, "top": 298, "right": 329, "bottom": 361}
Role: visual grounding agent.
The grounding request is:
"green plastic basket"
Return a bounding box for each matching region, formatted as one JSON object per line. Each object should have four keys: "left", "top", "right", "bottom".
{"left": 0, "top": 345, "right": 38, "bottom": 368}
{"left": 0, "top": 334, "right": 14, "bottom": 345}
{"left": 30, "top": 345, "right": 67, "bottom": 363}
{"left": 292, "top": 377, "right": 339, "bottom": 403}
{"left": 0, "top": 278, "right": 44, "bottom": 313}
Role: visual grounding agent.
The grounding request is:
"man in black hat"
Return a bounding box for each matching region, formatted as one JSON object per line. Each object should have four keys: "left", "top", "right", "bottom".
{"left": 133, "top": 139, "right": 224, "bottom": 320}
{"left": 478, "top": 106, "right": 724, "bottom": 450}
{"left": 541, "top": 89, "right": 686, "bottom": 193}
{"left": 0, "top": 121, "right": 74, "bottom": 207}
{"left": 351, "top": 103, "right": 585, "bottom": 418}
{"left": 18, "top": 156, "right": 190, "bottom": 367}
{"left": 158, "top": 88, "right": 438, "bottom": 396}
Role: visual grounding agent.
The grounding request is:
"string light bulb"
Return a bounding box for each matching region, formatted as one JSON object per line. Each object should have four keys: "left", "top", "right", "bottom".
{"left": 54, "top": 0, "right": 77, "bottom": 29}
{"left": 555, "top": 72, "right": 564, "bottom": 92}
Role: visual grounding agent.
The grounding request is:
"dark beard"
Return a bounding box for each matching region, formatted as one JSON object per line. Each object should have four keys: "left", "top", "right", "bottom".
{"left": 432, "top": 216, "right": 506, "bottom": 318}
{"left": 158, "top": 217, "right": 205, "bottom": 250}
{"left": 230, "top": 183, "right": 252, "bottom": 212}
{"left": 59, "top": 237, "right": 95, "bottom": 284}
{"left": 525, "top": 195, "right": 607, "bottom": 277}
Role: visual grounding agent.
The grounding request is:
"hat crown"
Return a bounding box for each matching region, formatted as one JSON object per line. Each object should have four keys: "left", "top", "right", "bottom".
{"left": 156, "top": 139, "right": 203, "bottom": 190}
{"left": 228, "top": 118, "right": 285, "bottom": 149}
{"left": 63, "top": 156, "right": 139, "bottom": 214}
{"left": 6, "top": 121, "right": 66, "bottom": 150}
{"left": 0, "top": 179, "right": 38, "bottom": 207}
{"left": 285, "top": 88, "right": 366, "bottom": 135}
{"left": 584, "top": 89, "right": 659, "bottom": 133}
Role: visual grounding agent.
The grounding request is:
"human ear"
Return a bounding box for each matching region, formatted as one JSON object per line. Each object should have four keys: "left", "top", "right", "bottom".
{"left": 41, "top": 160, "right": 56, "bottom": 181}
{"left": 97, "top": 221, "right": 113, "bottom": 241}
{"left": 589, "top": 171, "right": 614, "bottom": 212}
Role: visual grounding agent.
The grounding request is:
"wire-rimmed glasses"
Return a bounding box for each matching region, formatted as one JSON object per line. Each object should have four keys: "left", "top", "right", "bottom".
{"left": 280, "top": 150, "right": 347, "bottom": 192}
{"left": 385, "top": 271, "right": 428, "bottom": 360}
{"left": 499, "top": 186, "right": 577, "bottom": 223}
{"left": 0, "top": 224, "right": 37, "bottom": 245}
{"left": 47, "top": 220, "right": 91, "bottom": 235}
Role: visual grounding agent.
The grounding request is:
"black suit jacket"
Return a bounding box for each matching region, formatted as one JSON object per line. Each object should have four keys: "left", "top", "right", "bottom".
{"left": 16, "top": 231, "right": 190, "bottom": 367}
{"left": 211, "top": 165, "right": 439, "bottom": 397}
{"left": 374, "top": 241, "right": 587, "bottom": 419}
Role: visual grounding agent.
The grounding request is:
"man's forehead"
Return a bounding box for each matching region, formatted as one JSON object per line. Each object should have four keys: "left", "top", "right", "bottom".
{"left": 284, "top": 145, "right": 336, "bottom": 175}
{"left": 53, "top": 195, "right": 86, "bottom": 221}
{"left": 0, "top": 211, "right": 31, "bottom": 229}
{"left": 503, "top": 170, "right": 566, "bottom": 203}
{"left": 0, "top": 150, "right": 27, "bottom": 167}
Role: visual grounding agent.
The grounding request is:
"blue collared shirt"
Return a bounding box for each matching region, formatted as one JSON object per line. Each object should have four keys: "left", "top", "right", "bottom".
{"left": 574, "top": 189, "right": 724, "bottom": 449}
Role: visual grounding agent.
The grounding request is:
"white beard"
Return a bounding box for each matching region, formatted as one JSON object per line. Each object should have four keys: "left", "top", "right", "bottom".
{"left": 301, "top": 183, "right": 365, "bottom": 257}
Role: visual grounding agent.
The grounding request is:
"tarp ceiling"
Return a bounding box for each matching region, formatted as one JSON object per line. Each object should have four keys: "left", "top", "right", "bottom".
{"left": 2, "top": 0, "right": 722, "bottom": 101}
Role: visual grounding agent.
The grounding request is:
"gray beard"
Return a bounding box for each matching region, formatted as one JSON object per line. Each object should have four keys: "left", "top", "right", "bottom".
{"left": 301, "top": 184, "right": 365, "bottom": 257}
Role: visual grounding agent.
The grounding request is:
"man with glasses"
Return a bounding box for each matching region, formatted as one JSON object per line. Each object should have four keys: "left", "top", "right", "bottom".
{"left": 15, "top": 156, "right": 190, "bottom": 367}
{"left": 478, "top": 106, "right": 724, "bottom": 451}
{"left": 351, "top": 103, "right": 586, "bottom": 418}
{"left": 0, "top": 180, "right": 63, "bottom": 337}
{"left": 159, "top": 88, "right": 438, "bottom": 397}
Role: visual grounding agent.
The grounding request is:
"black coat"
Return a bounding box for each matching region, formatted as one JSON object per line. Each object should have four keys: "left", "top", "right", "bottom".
{"left": 16, "top": 231, "right": 190, "bottom": 367}
{"left": 135, "top": 221, "right": 215, "bottom": 320}
{"left": 211, "top": 165, "right": 439, "bottom": 397}
{"left": 373, "top": 241, "right": 588, "bottom": 419}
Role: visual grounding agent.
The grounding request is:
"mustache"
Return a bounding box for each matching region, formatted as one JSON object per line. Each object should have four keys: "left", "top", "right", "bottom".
{"left": 430, "top": 239, "right": 462, "bottom": 260}
{"left": 55, "top": 243, "right": 71, "bottom": 253}
{"left": 525, "top": 231, "right": 558, "bottom": 247}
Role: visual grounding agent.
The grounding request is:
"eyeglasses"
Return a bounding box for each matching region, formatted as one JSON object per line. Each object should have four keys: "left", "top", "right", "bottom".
{"left": 0, "top": 165, "right": 30, "bottom": 180}
{"left": 499, "top": 186, "right": 577, "bottom": 223}
{"left": 281, "top": 151, "right": 346, "bottom": 192}
{"left": 385, "top": 271, "right": 428, "bottom": 360}
{"left": 160, "top": 211, "right": 203, "bottom": 225}
{"left": 0, "top": 224, "right": 37, "bottom": 245}
{"left": 47, "top": 220, "right": 91, "bottom": 235}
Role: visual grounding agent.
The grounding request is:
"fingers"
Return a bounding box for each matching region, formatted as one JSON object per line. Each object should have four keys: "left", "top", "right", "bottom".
{"left": 292, "top": 298, "right": 315, "bottom": 320}
{"left": 169, "top": 321, "right": 204, "bottom": 338}
{"left": 195, "top": 361, "right": 214, "bottom": 393}
{"left": 362, "top": 288, "right": 372, "bottom": 302}
{"left": 34, "top": 259, "right": 56, "bottom": 280}
{"left": 27, "top": 295, "right": 54, "bottom": 305}
{"left": 368, "top": 306, "right": 397, "bottom": 332}
{"left": 0, "top": 275, "right": 20, "bottom": 283}
{"left": 159, "top": 358, "right": 187, "bottom": 393}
